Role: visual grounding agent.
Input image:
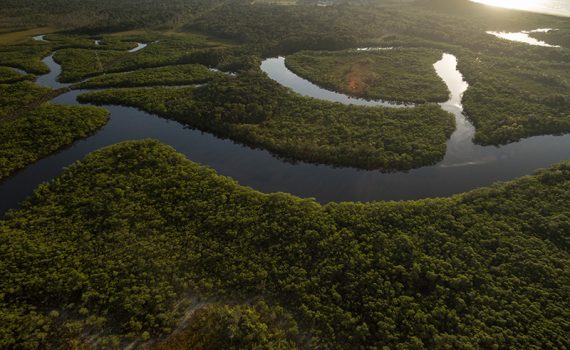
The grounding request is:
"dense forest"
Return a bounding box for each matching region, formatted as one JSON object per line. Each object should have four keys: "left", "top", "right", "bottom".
{"left": 187, "top": 0, "right": 570, "bottom": 144}
{"left": 0, "top": 67, "right": 34, "bottom": 84}
{"left": 0, "top": 0, "right": 570, "bottom": 348}
{"left": 78, "top": 75, "right": 455, "bottom": 170}
{"left": 0, "top": 0, "right": 224, "bottom": 33}
{"left": 0, "top": 80, "right": 109, "bottom": 180}
{"left": 53, "top": 33, "right": 227, "bottom": 83}
{"left": 0, "top": 43, "right": 51, "bottom": 74}
{"left": 1, "top": 0, "right": 568, "bottom": 145}
{"left": 1, "top": 140, "right": 568, "bottom": 348}
{"left": 75, "top": 64, "right": 222, "bottom": 89}
{"left": 285, "top": 48, "right": 449, "bottom": 103}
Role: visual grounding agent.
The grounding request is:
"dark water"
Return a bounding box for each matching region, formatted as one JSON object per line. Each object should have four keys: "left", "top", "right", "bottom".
{"left": 2, "top": 49, "right": 570, "bottom": 215}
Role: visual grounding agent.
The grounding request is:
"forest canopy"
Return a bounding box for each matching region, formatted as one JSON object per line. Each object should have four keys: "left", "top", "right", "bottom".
{"left": 0, "top": 140, "right": 568, "bottom": 348}
{"left": 0, "top": 0, "right": 570, "bottom": 348}
{"left": 285, "top": 48, "right": 450, "bottom": 103}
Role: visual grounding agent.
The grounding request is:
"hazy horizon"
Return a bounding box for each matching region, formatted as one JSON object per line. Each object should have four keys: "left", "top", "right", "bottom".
{"left": 470, "top": 0, "right": 570, "bottom": 17}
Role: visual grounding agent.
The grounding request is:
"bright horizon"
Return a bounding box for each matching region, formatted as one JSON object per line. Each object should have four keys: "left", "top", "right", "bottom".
{"left": 471, "top": 0, "right": 570, "bottom": 17}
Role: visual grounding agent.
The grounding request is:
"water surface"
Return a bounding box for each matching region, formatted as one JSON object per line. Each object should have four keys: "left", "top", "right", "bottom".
{"left": 128, "top": 43, "right": 148, "bottom": 53}
{"left": 2, "top": 49, "right": 570, "bottom": 215}
{"left": 261, "top": 57, "right": 409, "bottom": 108}
{"left": 487, "top": 28, "right": 561, "bottom": 47}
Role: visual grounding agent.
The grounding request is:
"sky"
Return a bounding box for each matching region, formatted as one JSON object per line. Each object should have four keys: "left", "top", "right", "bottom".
{"left": 470, "top": 0, "right": 570, "bottom": 17}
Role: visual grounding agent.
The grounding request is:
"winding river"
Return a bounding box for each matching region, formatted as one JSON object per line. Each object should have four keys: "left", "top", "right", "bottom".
{"left": 2, "top": 42, "right": 570, "bottom": 214}
{"left": 487, "top": 28, "right": 561, "bottom": 47}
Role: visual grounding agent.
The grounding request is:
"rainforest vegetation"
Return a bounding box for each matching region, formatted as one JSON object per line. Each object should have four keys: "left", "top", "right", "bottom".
{"left": 0, "top": 76, "right": 107, "bottom": 183}
{"left": 0, "top": 104, "right": 108, "bottom": 180}
{"left": 1, "top": 0, "right": 570, "bottom": 348}
{"left": 0, "top": 67, "right": 34, "bottom": 84}
{"left": 52, "top": 33, "right": 228, "bottom": 83}
{"left": 78, "top": 75, "right": 455, "bottom": 170}
{"left": 1, "top": 140, "right": 569, "bottom": 348}
{"left": 0, "top": 79, "right": 108, "bottom": 180}
{"left": 75, "top": 64, "right": 222, "bottom": 89}
{"left": 150, "top": 303, "right": 301, "bottom": 349}
{"left": 1, "top": 0, "right": 569, "bottom": 144}
{"left": 458, "top": 51, "right": 570, "bottom": 144}
{"left": 0, "top": 44, "right": 51, "bottom": 74}
{"left": 188, "top": 0, "right": 570, "bottom": 144}
{"left": 285, "top": 48, "right": 449, "bottom": 103}
{"left": 529, "top": 29, "right": 570, "bottom": 47}
{"left": 0, "top": 81, "right": 52, "bottom": 119}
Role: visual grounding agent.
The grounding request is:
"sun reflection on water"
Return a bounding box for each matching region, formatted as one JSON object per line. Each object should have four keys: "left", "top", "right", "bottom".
{"left": 470, "top": 0, "right": 569, "bottom": 17}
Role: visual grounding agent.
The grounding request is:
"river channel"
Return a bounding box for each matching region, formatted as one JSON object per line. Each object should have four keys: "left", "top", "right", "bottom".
{"left": 2, "top": 42, "right": 570, "bottom": 214}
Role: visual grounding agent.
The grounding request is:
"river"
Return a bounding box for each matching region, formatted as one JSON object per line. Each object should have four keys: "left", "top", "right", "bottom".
{"left": 1, "top": 45, "right": 570, "bottom": 215}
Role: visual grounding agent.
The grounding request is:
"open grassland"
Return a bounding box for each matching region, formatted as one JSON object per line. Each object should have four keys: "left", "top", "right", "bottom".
{"left": 0, "top": 27, "right": 57, "bottom": 44}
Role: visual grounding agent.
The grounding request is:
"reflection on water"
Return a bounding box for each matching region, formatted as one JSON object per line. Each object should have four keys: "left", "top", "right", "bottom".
{"left": 487, "top": 28, "right": 561, "bottom": 47}
{"left": 128, "top": 43, "right": 148, "bottom": 53}
{"left": 2, "top": 48, "right": 570, "bottom": 215}
{"left": 35, "top": 54, "right": 71, "bottom": 89}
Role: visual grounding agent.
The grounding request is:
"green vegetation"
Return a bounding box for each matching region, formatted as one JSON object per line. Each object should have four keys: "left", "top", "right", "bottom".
{"left": 53, "top": 34, "right": 228, "bottom": 83}
{"left": 189, "top": 0, "right": 570, "bottom": 144}
{"left": 0, "top": 80, "right": 108, "bottom": 181}
{"left": 76, "top": 63, "right": 221, "bottom": 89}
{"left": 0, "top": 67, "right": 34, "bottom": 84}
{"left": 2, "top": 0, "right": 568, "bottom": 144}
{"left": 0, "top": 104, "right": 108, "bottom": 180}
{"left": 286, "top": 48, "right": 449, "bottom": 103}
{"left": 0, "top": 2, "right": 569, "bottom": 347}
{"left": 459, "top": 52, "right": 570, "bottom": 144}
{"left": 79, "top": 73, "right": 455, "bottom": 170}
{"left": 53, "top": 48, "right": 126, "bottom": 82}
{"left": 45, "top": 34, "right": 139, "bottom": 51}
{"left": 0, "top": 81, "right": 52, "bottom": 119}
{"left": 1, "top": 140, "right": 568, "bottom": 348}
{"left": 0, "top": 0, "right": 225, "bottom": 33}
{"left": 529, "top": 29, "right": 570, "bottom": 47}
{"left": 0, "top": 44, "right": 50, "bottom": 74}
{"left": 151, "top": 303, "right": 300, "bottom": 349}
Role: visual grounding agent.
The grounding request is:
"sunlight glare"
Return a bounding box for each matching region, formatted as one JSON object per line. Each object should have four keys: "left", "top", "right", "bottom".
{"left": 471, "top": 0, "right": 544, "bottom": 13}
